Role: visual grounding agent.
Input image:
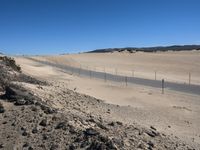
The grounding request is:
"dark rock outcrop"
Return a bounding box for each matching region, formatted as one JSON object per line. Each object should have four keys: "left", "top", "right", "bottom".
{"left": 0, "top": 103, "right": 5, "bottom": 113}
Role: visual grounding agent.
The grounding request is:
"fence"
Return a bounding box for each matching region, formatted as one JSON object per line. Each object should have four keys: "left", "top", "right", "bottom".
{"left": 25, "top": 57, "right": 200, "bottom": 95}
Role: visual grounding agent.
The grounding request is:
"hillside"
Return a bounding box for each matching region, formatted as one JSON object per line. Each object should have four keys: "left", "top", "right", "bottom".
{"left": 87, "top": 45, "right": 200, "bottom": 53}
{"left": 0, "top": 57, "right": 195, "bottom": 149}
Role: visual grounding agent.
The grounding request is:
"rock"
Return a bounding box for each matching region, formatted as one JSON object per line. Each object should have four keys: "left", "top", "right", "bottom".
{"left": 39, "top": 119, "right": 47, "bottom": 127}
{"left": 28, "top": 147, "right": 33, "bottom": 150}
{"left": 89, "top": 141, "right": 107, "bottom": 150}
{"left": 43, "top": 134, "right": 48, "bottom": 140}
{"left": 74, "top": 136, "right": 84, "bottom": 143}
{"left": 86, "top": 118, "right": 96, "bottom": 123}
{"left": 150, "top": 126, "right": 156, "bottom": 131}
{"left": 148, "top": 141, "right": 155, "bottom": 148}
{"left": 80, "top": 141, "right": 89, "bottom": 148}
{"left": 145, "top": 130, "right": 159, "bottom": 137}
{"left": 14, "top": 99, "right": 26, "bottom": 105}
{"left": 108, "top": 122, "right": 115, "bottom": 126}
{"left": 3, "top": 86, "right": 17, "bottom": 101}
{"left": 69, "top": 144, "right": 76, "bottom": 150}
{"left": 0, "top": 144, "right": 4, "bottom": 149}
{"left": 55, "top": 122, "right": 67, "bottom": 130}
{"left": 37, "top": 86, "right": 43, "bottom": 89}
{"left": 1, "top": 85, "right": 35, "bottom": 105}
{"left": 32, "top": 127, "right": 38, "bottom": 134}
{"left": 107, "top": 109, "right": 111, "bottom": 114}
{"left": 39, "top": 104, "right": 56, "bottom": 114}
{"left": 50, "top": 144, "right": 59, "bottom": 150}
{"left": 0, "top": 103, "right": 5, "bottom": 113}
{"left": 31, "top": 106, "right": 37, "bottom": 112}
{"left": 112, "top": 137, "right": 124, "bottom": 147}
{"left": 96, "top": 122, "right": 109, "bottom": 131}
{"left": 116, "top": 121, "right": 123, "bottom": 126}
{"left": 23, "top": 143, "right": 29, "bottom": 147}
{"left": 107, "top": 140, "right": 118, "bottom": 149}
{"left": 88, "top": 137, "right": 118, "bottom": 150}
{"left": 11, "top": 122, "right": 16, "bottom": 126}
{"left": 52, "top": 115, "right": 58, "bottom": 121}
{"left": 2, "top": 121, "right": 7, "bottom": 124}
{"left": 69, "top": 126, "right": 77, "bottom": 134}
{"left": 108, "top": 121, "right": 122, "bottom": 126}
{"left": 84, "top": 128, "right": 99, "bottom": 136}
{"left": 138, "top": 142, "right": 147, "bottom": 149}
{"left": 22, "top": 130, "right": 28, "bottom": 136}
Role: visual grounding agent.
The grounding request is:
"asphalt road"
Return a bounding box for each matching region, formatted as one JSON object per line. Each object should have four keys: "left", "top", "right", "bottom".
{"left": 25, "top": 57, "right": 200, "bottom": 96}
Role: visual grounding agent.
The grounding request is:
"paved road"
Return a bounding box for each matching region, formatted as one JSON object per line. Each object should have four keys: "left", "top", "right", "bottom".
{"left": 25, "top": 57, "right": 200, "bottom": 95}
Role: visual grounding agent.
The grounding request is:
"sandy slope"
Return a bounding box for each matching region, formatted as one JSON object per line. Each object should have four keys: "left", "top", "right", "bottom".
{"left": 42, "top": 50, "right": 200, "bottom": 85}
{"left": 15, "top": 53, "right": 200, "bottom": 149}
{"left": 3, "top": 59, "right": 188, "bottom": 150}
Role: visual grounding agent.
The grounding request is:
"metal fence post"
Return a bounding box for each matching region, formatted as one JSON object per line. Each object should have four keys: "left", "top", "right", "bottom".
{"left": 90, "top": 70, "right": 92, "bottom": 79}
{"left": 189, "top": 72, "right": 191, "bottom": 85}
{"left": 104, "top": 72, "right": 107, "bottom": 82}
{"left": 125, "top": 76, "right": 127, "bottom": 86}
{"left": 162, "top": 79, "right": 164, "bottom": 94}
{"left": 78, "top": 66, "right": 81, "bottom": 76}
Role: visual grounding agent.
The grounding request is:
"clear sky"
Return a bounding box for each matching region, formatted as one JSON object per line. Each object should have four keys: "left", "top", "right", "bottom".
{"left": 0, "top": 0, "right": 200, "bottom": 55}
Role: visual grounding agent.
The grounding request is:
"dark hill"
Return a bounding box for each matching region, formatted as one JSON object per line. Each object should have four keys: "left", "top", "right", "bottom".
{"left": 87, "top": 45, "right": 200, "bottom": 53}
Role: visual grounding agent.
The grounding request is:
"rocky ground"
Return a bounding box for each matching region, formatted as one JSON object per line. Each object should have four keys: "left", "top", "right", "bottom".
{"left": 0, "top": 56, "right": 196, "bottom": 149}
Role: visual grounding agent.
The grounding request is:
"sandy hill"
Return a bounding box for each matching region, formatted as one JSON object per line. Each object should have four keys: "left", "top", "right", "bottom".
{"left": 13, "top": 51, "right": 200, "bottom": 149}
{"left": 0, "top": 57, "right": 196, "bottom": 149}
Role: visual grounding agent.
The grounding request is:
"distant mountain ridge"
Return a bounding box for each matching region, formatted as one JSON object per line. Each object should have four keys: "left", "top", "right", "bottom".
{"left": 87, "top": 45, "right": 200, "bottom": 53}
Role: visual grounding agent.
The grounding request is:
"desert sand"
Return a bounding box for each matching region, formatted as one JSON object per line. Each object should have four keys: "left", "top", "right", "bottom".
{"left": 14, "top": 51, "right": 200, "bottom": 149}
{"left": 40, "top": 50, "right": 200, "bottom": 85}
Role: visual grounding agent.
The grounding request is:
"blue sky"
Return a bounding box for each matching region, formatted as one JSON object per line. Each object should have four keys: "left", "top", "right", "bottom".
{"left": 0, "top": 0, "right": 200, "bottom": 55}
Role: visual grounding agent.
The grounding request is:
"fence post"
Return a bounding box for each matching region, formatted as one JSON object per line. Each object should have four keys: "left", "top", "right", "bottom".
{"left": 104, "top": 73, "right": 107, "bottom": 82}
{"left": 78, "top": 65, "right": 81, "bottom": 76}
{"left": 162, "top": 79, "right": 164, "bottom": 94}
{"left": 125, "top": 76, "right": 127, "bottom": 86}
{"left": 189, "top": 72, "right": 191, "bottom": 85}
{"left": 155, "top": 71, "right": 157, "bottom": 80}
{"left": 90, "top": 70, "right": 92, "bottom": 79}
{"left": 71, "top": 66, "right": 73, "bottom": 75}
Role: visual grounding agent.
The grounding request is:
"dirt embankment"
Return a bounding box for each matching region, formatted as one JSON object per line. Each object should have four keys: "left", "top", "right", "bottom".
{"left": 0, "top": 56, "right": 195, "bottom": 149}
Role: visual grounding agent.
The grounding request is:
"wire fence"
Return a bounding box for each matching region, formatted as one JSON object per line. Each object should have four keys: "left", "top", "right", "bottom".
{"left": 25, "top": 56, "right": 200, "bottom": 95}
